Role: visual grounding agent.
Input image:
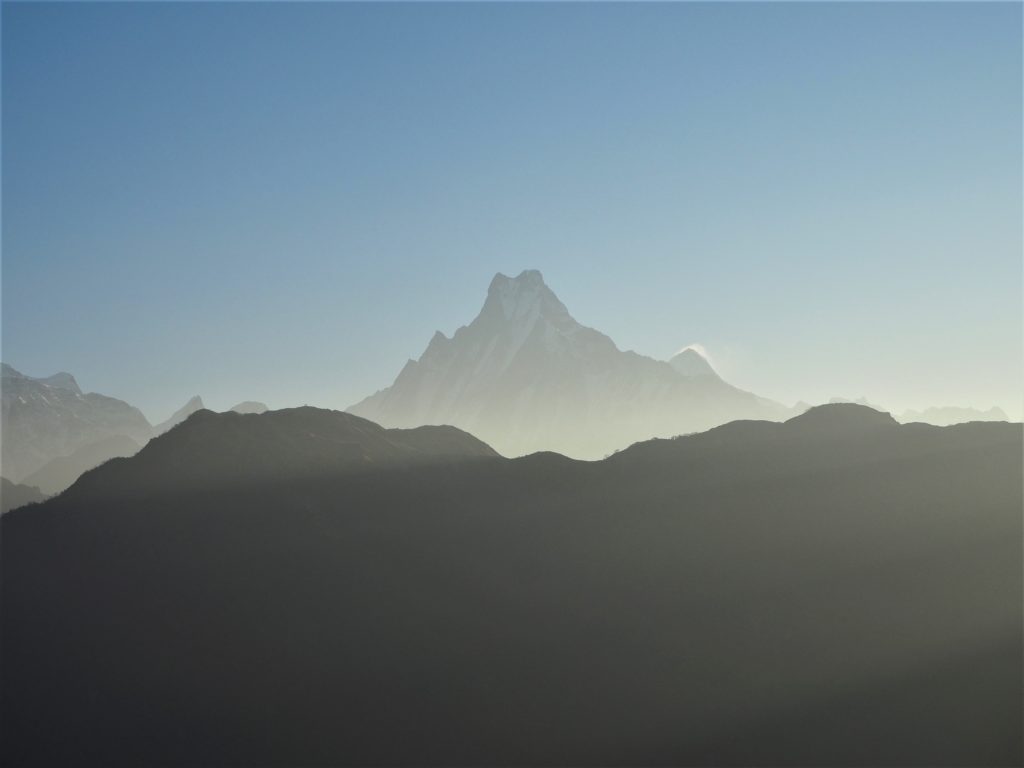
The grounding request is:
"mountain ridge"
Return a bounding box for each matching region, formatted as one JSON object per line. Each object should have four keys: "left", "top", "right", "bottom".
{"left": 62, "top": 406, "right": 500, "bottom": 502}
{"left": 3, "top": 403, "right": 1019, "bottom": 765}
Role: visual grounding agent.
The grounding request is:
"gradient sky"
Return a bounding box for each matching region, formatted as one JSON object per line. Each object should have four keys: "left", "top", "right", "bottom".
{"left": 3, "top": 2, "right": 1021, "bottom": 422}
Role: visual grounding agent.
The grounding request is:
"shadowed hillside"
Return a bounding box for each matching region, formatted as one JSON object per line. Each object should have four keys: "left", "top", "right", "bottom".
{"left": 66, "top": 406, "right": 499, "bottom": 499}
{"left": 2, "top": 405, "right": 1020, "bottom": 766}
{"left": 0, "top": 476, "right": 46, "bottom": 514}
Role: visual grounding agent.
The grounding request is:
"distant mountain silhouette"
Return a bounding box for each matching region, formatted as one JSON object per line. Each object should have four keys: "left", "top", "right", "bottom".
{"left": 3, "top": 404, "right": 1020, "bottom": 766}
{"left": 153, "top": 395, "right": 205, "bottom": 436}
{"left": 0, "top": 476, "right": 47, "bottom": 514}
{"left": 349, "top": 270, "right": 789, "bottom": 458}
{"left": 21, "top": 434, "right": 141, "bottom": 495}
{"left": 807, "top": 397, "right": 1011, "bottom": 426}
{"left": 901, "top": 405, "right": 1009, "bottom": 426}
{"left": 1, "top": 363, "right": 152, "bottom": 481}
{"left": 229, "top": 400, "right": 269, "bottom": 414}
{"left": 2, "top": 363, "right": 286, "bottom": 491}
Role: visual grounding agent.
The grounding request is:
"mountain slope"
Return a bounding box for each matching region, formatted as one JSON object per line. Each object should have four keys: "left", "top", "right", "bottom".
{"left": 0, "top": 477, "right": 47, "bottom": 514}
{"left": 349, "top": 270, "right": 789, "bottom": 458}
{"left": 153, "top": 395, "right": 205, "bottom": 436}
{"left": 3, "top": 405, "right": 1020, "bottom": 766}
{"left": 1, "top": 364, "right": 152, "bottom": 481}
{"left": 21, "top": 434, "right": 141, "bottom": 495}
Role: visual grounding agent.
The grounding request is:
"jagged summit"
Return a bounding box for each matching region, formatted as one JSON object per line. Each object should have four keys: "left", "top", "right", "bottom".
{"left": 349, "top": 271, "right": 790, "bottom": 458}
{"left": 481, "top": 270, "right": 574, "bottom": 326}
{"left": 2, "top": 364, "right": 81, "bottom": 395}
{"left": 474, "top": 270, "right": 579, "bottom": 338}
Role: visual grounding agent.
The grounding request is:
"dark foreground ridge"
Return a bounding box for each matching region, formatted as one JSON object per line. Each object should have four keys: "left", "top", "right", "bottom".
{"left": 2, "top": 405, "right": 1021, "bottom": 766}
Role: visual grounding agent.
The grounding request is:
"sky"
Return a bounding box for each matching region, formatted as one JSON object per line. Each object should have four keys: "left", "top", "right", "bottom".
{"left": 2, "top": 2, "right": 1021, "bottom": 422}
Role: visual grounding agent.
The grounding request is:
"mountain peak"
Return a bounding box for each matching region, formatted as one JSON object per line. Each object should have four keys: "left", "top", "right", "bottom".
{"left": 38, "top": 372, "right": 81, "bottom": 394}
{"left": 487, "top": 269, "right": 546, "bottom": 295}
{"left": 669, "top": 347, "right": 717, "bottom": 378}
{"left": 481, "top": 269, "right": 574, "bottom": 329}
{"left": 154, "top": 395, "right": 207, "bottom": 436}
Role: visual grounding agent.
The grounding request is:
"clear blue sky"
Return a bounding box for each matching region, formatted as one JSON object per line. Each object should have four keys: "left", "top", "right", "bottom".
{"left": 3, "top": 2, "right": 1021, "bottom": 422}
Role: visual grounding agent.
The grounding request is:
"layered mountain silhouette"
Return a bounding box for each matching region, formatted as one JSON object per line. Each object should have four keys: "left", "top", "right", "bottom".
{"left": 798, "top": 397, "right": 1011, "bottom": 427}
{"left": 69, "top": 406, "right": 498, "bottom": 498}
{"left": 3, "top": 404, "right": 1020, "bottom": 766}
{"left": 1, "top": 363, "right": 151, "bottom": 482}
{"left": 153, "top": 395, "right": 206, "bottom": 436}
{"left": 20, "top": 434, "right": 141, "bottom": 496}
{"left": 2, "top": 365, "right": 276, "bottom": 492}
{"left": 901, "top": 404, "right": 1009, "bottom": 426}
{"left": 0, "top": 476, "right": 46, "bottom": 515}
{"left": 349, "top": 270, "right": 789, "bottom": 458}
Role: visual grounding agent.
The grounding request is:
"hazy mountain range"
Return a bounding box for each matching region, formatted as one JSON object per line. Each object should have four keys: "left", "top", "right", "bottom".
{"left": 2, "top": 281, "right": 1019, "bottom": 763}
{"left": 153, "top": 395, "right": 207, "bottom": 436}
{"left": 0, "top": 363, "right": 268, "bottom": 495}
{"left": 901, "top": 404, "right": 1009, "bottom": 425}
{"left": 1, "top": 363, "right": 152, "bottom": 483}
{"left": 3, "top": 403, "right": 1019, "bottom": 765}
{"left": 0, "top": 270, "right": 1012, "bottom": 499}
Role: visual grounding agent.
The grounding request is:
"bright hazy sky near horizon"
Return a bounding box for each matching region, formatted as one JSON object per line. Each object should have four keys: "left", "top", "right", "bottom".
{"left": 3, "top": 2, "right": 1021, "bottom": 422}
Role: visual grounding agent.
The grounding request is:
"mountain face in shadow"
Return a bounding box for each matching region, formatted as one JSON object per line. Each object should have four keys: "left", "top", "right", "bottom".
{"left": 1, "top": 363, "right": 152, "bottom": 482}
{"left": 0, "top": 476, "right": 46, "bottom": 514}
{"left": 3, "top": 404, "right": 1020, "bottom": 766}
{"left": 349, "top": 270, "right": 789, "bottom": 459}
